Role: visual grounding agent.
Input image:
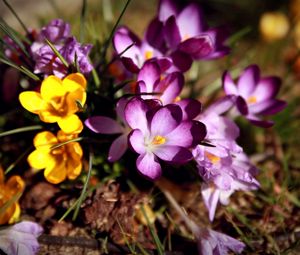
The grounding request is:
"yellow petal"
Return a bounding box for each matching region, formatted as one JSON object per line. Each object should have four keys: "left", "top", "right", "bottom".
{"left": 0, "top": 200, "right": 16, "bottom": 225}
{"left": 66, "top": 158, "right": 82, "bottom": 180}
{"left": 57, "top": 130, "right": 78, "bottom": 142}
{"left": 19, "top": 91, "right": 44, "bottom": 114}
{"left": 27, "top": 149, "right": 54, "bottom": 169}
{"left": 40, "top": 75, "right": 66, "bottom": 102}
{"left": 6, "top": 176, "right": 25, "bottom": 195}
{"left": 33, "top": 131, "right": 58, "bottom": 148}
{"left": 8, "top": 202, "right": 21, "bottom": 224}
{"left": 44, "top": 159, "right": 67, "bottom": 184}
{"left": 58, "top": 115, "right": 83, "bottom": 134}
{"left": 67, "top": 142, "right": 83, "bottom": 161}
{"left": 63, "top": 73, "right": 87, "bottom": 90}
{"left": 39, "top": 109, "right": 60, "bottom": 123}
{"left": 65, "top": 88, "right": 86, "bottom": 114}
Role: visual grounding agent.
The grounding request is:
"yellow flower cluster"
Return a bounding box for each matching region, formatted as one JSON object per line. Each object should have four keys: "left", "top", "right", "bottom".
{"left": 19, "top": 73, "right": 87, "bottom": 184}
{"left": 0, "top": 167, "right": 25, "bottom": 224}
{"left": 28, "top": 130, "right": 83, "bottom": 184}
{"left": 19, "top": 73, "right": 86, "bottom": 134}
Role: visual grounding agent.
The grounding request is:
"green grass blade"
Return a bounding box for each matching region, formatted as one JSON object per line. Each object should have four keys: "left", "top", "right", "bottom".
{"left": 80, "top": 0, "right": 87, "bottom": 42}
{"left": 5, "top": 146, "right": 33, "bottom": 175}
{"left": 0, "top": 19, "right": 30, "bottom": 57}
{"left": 102, "top": 0, "right": 132, "bottom": 56}
{"left": 2, "top": 0, "right": 30, "bottom": 35}
{"left": 0, "top": 125, "right": 43, "bottom": 138}
{"left": 0, "top": 55, "right": 40, "bottom": 81}
{"left": 72, "top": 149, "right": 94, "bottom": 220}
{"left": 140, "top": 204, "right": 164, "bottom": 255}
{"left": 116, "top": 218, "right": 137, "bottom": 255}
{"left": 50, "top": 137, "right": 84, "bottom": 150}
{"left": 44, "top": 38, "right": 69, "bottom": 68}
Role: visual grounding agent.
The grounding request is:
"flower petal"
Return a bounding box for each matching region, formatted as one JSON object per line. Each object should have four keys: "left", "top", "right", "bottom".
{"left": 136, "top": 153, "right": 162, "bottom": 179}
{"left": 108, "top": 134, "right": 128, "bottom": 162}
{"left": 58, "top": 114, "right": 83, "bottom": 134}
{"left": 175, "top": 99, "right": 202, "bottom": 120}
{"left": 44, "top": 159, "right": 66, "bottom": 184}
{"left": 19, "top": 92, "right": 44, "bottom": 114}
{"left": 150, "top": 104, "right": 182, "bottom": 136}
{"left": 85, "top": 116, "right": 124, "bottom": 134}
{"left": 128, "top": 129, "right": 146, "bottom": 154}
{"left": 40, "top": 75, "right": 66, "bottom": 101}
{"left": 63, "top": 72, "right": 87, "bottom": 89}
{"left": 201, "top": 183, "right": 220, "bottom": 221}
{"left": 66, "top": 158, "right": 82, "bottom": 180}
{"left": 156, "top": 72, "right": 184, "bottom": 105}
{"left": 154, "top": 145, "right": 193, "bottom": 163}
{"left": 237, "top": 65, "right": 260, "bottom": 98}
{"left": 222, "top": 71, "right": 238, "bottom": 95}
{"left": 177, "top": 3, "right": 205, "bottom": 38}
{"left": 125, "top": 97, "right": 149, "bottom": 131}
{"left": 158, "top": 0, "right": 177, "bottom": 22}
{"left": 138, "top": 61, "right": 160, "bottom": 89}
{"left": 164, "top": 16, "right": 181, "bottom": 49}
{"left": 252, "top": 77, "right": 281, "bottom": 102}
{"left": 33, "top": 131, "right": 58, "bottom": 148}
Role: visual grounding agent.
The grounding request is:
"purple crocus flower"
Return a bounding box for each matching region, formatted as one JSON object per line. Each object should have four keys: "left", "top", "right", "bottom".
{"left": 85, "top": 98, "right": 130, "bottom": 162}
{"left": 113, "top": 26, "right": 171, "bottom": 73}
{"left": 125, "top": 97, "right": 206, "bottom": 179}
{"left": 0, "top": 221, "right": 43, "bottom": 255}
{"left": 31, "top": 19, "right": 93, "bottom": 78}
{"left": 193, "top": 105, "right": 259, "bottom": 221}
{"left": 223, "top": 64, "right": 287, "bottom": 127}
{"left": 136, "top": 61, "right": 184, "bottom": 104}
{"left": 197, "top": 228, "right": 245, "bottom": 255}
{"left": 149, "top": 0, "right": 230, "bottom": 71}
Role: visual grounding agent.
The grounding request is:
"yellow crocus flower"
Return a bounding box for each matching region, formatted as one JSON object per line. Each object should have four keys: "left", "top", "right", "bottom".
{"left": 0, "top": 167, "right": 25, "bottom": 225}
{"left": 27, "top": 130, "right": 83, "bottom": 184}
{"left": 19, "top": 73, "right": 87, "bottom": 134}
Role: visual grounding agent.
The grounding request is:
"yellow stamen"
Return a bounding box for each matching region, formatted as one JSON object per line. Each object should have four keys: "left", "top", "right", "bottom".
{"left": 145, "top": 50, "right": 153, "bottom": 60}
{"left": 152, "top": 135, "right": 166, "bottom": 145}
{"left": 247, "top": 96, "right": 257, "bottom": 104}
{"left": 205, "top": 151, "right": 220, "bottom": 164}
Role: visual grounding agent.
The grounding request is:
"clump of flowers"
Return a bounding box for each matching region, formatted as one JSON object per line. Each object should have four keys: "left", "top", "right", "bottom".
{"left": 0, "top": 167, "right": 25, "bottom": 224}
{"left": 27, "top": 130, "right": 83, "bottom": 184}
{"left": 0, "top": 0, "right": 289, "bottom": 254}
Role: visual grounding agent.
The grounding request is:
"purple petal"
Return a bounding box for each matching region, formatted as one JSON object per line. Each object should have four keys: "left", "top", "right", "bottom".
{"left": 178, "top": 36, "right": 214, "bottom": 59}
{"left": 249, "top": 99, "right": 287, "bottom": 115}
{"left": 129, "top": 129, "right": 146, "bottom": 154}
{"left": 201, "top": 183, "right": 220, "bottom": 221}
{"left": 138, "top": 61, "right": 160, "bottom": 88}
{"left": 155, "top": 145, "right": 193, "bottom": 163}
{"left": 85, "top": 116, "right": 123, "bottom": 134}
{"left": 158, "top": 0, "right": 178, "bottom": 22}
{"left": 120, "top": 57, "right": 140, "bottom": 73}
{"left": 136, "top": 153, "right": 162, "bottom": 179}
{"left": 205, "top": 95, "right": 236, "bottom": 115}
{"left": 222, "top": 71, "right": 238, "bottom": 95}
{"left": 166, "top": 121, "right": 206, "bottom": 147}
{"left": 175, "top": 99, "right": 202, "bottom": 120}
{"left": 116, "top": 97, "right": 129, "bottom": 124}
{"left": 236, "top": 96, "right": 248, "bottom": 115}
{"left": 146, "top": 18, "right": 165, "bottom": 50}
{"left": 246, "top": 115, "right": 274, "bottom": 128}
{"left": 108, "top": 134, "right": 128, "bottom": 162}
{"left": 155, "top": 57, "right": 173, "bottom": 72}
{"left": 237, "top": 65, "right": 260, "bottom": 98}
{"left": 164, "top": 16, "right": 181, "bottom": 49}
{"left": 125, "top": 97, "right": 149, "bottom": 130}
{"left": 177, "top": 4, "right": 206, "bottom": 39}
{"left": 170, "top": 50, "right": 193, "bottom": 72}
{"left": 252, "top": 77, "right": 281, "bottom": 102}
{"left": 156, "top": 72, "right": 184, "bottom": 104}
{"left": 150, "top": 104, "right": 182, "bottom": 136}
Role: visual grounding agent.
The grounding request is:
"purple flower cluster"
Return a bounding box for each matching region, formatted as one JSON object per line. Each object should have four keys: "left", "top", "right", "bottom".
{"left": 0, "top": 221, "right": 43, "bottom": 255}
{"left": 113, "top": 0, "right": 229, "bottom": 73}
{"left": 83, "top": 0, "right": 287, "bottom": 254}
{"left": 30, "top": 19, "right": 93, "bottom": 78}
